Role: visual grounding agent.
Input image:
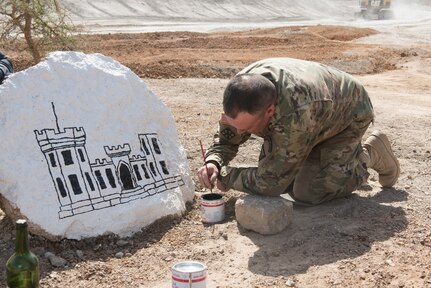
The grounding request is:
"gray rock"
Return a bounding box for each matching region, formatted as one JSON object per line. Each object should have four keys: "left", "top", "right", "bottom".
{"left": 76, "top": 250, "right": 84, "bottom": 259}
{"left": 116, "top": 240, "right": 128, "bottom": 247}
{"left": 32, "top": 246, "right": 45, "bottom": 256}
{"left": 45, "top": 252, "right": 67, "bottom": 267}
{"left": 115, "top": 252, "right": 124, "bottom": 258}
{"left": 235, "top": 195, "right": 293, "bottom": 235}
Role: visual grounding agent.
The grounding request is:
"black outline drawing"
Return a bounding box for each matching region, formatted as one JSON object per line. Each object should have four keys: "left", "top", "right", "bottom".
{"left": 34, "top": 103, "right": 185, "bottom": 219}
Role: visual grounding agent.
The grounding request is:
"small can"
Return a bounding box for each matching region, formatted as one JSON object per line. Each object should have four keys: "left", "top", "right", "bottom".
{"left": 200, "top": 193, "right": 225, "bottom": 223}
{"left": 171, "top": 261, "right": 207, "bottom": 288}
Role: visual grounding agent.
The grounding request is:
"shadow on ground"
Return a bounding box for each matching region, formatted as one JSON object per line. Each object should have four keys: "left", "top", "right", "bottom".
{"left": 242, "top": 188, "right": 408, "bottom": 277}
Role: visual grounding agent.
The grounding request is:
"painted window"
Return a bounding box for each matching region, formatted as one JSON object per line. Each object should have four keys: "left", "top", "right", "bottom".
{"left": 105, "top": 168, "right": 116, "bottom": 188}
{"left": 61, "top": 150, "right": 74, "bottom": 166}
{"left": 159, "top": 161, "right": 169, "bottom": 175}
{"left": 133, "top": 165, "right": 142, "bottom": 181}
{"left": 141, "top": 164, "right": 150, "bottom": 179}
{"left": 78, "top": 149, "right": 86, "bottom": 162}
{"left": 85, "top": 172, "right": 95, "bottom": 191}
{"left": 141, "top": 138, "right": 150, "bottom": 155}
{"left": 68, "top": 174, "right": 83, "bottom": 195}
{"left": 95, "top": 170, "right": 107, "bottom": 189}
{"left": 48, "top": 153, "right": 57, "bottom": 167}
{"left": 149, "top": 162, "right": 157, "bottom": 176}
{"left": 56, "top": 177, "right": 67, "bottom": 197}
{"left": 152, "top": 138, "right": 161, "bottom": 154}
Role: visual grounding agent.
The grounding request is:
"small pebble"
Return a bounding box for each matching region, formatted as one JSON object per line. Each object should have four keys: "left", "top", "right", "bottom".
{"left": 385, "top": 259, "right": 395, "bottom": 266}
{"left": 115, "top": 252, "right": 124, "bottom": 258}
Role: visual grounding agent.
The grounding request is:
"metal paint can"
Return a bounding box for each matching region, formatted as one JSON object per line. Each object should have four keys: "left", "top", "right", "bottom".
{"left": 171, "top": 261, "right": 207, "bottom": 288}
{"left": 200, "top": 193, "right": 225, "bottom": 223}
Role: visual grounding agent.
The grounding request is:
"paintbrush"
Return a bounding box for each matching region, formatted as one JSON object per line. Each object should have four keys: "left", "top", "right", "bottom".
{"left": 199, "top": 140, "right": 213, "bottom": 193}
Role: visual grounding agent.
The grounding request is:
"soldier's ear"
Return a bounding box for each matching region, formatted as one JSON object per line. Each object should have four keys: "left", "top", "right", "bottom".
{"left": 266, "top": 104, "right": 275, "bottom": 117}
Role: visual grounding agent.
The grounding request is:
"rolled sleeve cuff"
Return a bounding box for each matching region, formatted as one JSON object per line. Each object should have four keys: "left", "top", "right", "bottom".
{"left": 205, "top": 154, "right": 223, "bottom": 171}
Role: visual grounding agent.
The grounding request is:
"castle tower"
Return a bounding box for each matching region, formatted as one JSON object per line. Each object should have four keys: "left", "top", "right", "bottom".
{"left": 34, "top": 127, "right": 101, "bottom": 215}
{"left": 138, "top": 133, "right": 170, "bottom": 182}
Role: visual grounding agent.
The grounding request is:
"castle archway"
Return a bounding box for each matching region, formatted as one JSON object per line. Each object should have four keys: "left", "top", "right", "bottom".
{"left": 118, "top": 162, "right": 134, "bottom": 190}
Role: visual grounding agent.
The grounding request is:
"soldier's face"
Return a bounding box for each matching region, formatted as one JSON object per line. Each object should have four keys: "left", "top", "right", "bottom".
{"left": 226, "top": 104, "right": 275, "bottom": 134}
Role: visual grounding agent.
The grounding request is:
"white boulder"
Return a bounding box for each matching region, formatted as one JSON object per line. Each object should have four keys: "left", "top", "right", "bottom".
{"left": 0, "top": 51, "right": 194, "bottom": 240}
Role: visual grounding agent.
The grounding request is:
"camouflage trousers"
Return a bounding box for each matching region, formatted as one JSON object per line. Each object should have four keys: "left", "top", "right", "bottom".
{"left": 287, "top": 117, "right": 373, "bottom": 205}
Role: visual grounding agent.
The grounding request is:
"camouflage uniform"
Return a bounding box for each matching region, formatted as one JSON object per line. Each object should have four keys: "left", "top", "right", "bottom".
{"left": 205, "top": 58, "right": 374, "bottom": 205}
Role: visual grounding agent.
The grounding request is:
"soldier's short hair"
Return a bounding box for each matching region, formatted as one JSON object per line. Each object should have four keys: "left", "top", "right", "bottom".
{"left": 223, "top": 73, "right": 276, "bottom": 118}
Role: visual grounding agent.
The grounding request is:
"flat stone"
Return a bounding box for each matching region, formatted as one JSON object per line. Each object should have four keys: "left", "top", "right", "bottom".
{"left": 116, "top": 240, "right": 129, "bottom": 247}
{"left": 45, "top": 252, "right": 67, "bottom": 267}
{"left": 235, "top": 195, "right": 293, "bottom": 235}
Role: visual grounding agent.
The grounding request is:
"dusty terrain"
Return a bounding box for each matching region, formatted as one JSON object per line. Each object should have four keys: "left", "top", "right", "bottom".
{"left": 1, "top": 23, "right": 431, "bottom": 287}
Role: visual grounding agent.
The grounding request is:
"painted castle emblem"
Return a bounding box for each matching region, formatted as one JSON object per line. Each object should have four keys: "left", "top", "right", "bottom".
{"left": 34, "top": 104, "right": 184, "bottom": 219}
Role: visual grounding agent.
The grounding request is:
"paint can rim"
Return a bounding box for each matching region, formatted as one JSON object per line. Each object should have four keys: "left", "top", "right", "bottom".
{"left": 171, "top": 261, "right": 208, "bottom": 272}
{"left": 201, "top": 192, "right": 223, "bottom": 201}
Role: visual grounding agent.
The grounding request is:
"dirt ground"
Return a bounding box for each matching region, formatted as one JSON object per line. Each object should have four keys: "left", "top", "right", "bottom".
{"left": 1, "top": 25, "right": 431, "bottom": 287}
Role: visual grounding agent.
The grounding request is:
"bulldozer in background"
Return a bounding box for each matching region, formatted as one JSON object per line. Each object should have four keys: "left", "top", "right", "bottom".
{"left": 355, "top": 0, "right": 394, "bottom": 20}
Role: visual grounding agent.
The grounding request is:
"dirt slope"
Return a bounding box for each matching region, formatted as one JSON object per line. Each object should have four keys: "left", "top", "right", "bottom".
{"left": 4, "top": 25, "right": 408, "bottom": 78}
{"left": 62, "top": 0, "right": 355, "bottom": 21}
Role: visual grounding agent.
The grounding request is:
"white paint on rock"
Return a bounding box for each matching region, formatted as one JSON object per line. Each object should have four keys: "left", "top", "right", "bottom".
{"left": 0, "top": 51, "right": 194, "bottom": 240}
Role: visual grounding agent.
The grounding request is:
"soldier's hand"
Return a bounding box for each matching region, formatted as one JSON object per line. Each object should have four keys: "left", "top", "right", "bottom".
{"left": 198, "top": 163, "right": 219, "bottom": 189}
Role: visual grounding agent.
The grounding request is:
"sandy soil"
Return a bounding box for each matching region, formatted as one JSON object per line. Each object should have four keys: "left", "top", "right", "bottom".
{"left": 1, "top": 23, "right": 431, "bottom": 287}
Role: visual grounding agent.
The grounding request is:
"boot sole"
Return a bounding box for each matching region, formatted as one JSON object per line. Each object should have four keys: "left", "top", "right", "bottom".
{"left": 368, "top": 131, "right": 400, "bottom": 187}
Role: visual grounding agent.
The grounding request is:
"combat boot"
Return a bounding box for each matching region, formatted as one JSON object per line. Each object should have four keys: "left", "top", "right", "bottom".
{"left": 362, "top": 131, "right": 400, "bottom": 187}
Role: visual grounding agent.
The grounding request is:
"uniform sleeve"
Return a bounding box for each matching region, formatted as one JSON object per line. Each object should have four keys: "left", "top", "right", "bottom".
{"left": 205, "top": 114, "right": 250, "bottom": 169}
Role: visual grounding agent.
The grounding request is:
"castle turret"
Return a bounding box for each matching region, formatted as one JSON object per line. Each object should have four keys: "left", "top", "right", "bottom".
{"left": 104, "top": 144, "right": 139, "bottom": 191}
{"left": 34, "top": 127, "right": 101, "bottom": 218}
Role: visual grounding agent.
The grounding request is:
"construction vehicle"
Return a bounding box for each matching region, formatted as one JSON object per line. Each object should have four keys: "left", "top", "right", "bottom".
{"left": 355, "top": 0, "right": 394, "bottom": 20}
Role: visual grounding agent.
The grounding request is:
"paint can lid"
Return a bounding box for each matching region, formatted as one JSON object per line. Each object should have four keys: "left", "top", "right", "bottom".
{"left": 172, "top": 261, "right": 207, "bottom": 273}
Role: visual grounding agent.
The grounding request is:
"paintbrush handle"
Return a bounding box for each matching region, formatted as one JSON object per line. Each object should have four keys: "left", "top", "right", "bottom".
{"left": 199, "top": 140, "right": 213, "bottom": 191}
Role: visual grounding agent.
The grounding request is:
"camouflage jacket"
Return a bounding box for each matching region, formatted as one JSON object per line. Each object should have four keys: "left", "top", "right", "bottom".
{"left": 205, "top": 58, "right": 374, "bottom": 196}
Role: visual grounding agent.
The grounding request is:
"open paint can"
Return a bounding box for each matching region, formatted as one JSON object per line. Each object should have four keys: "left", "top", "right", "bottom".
{"left": 200, "top": 193, "right": 225, "bottom": 223}
{"left": 172, "top": 261, "right": 207, "bottom": 288}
